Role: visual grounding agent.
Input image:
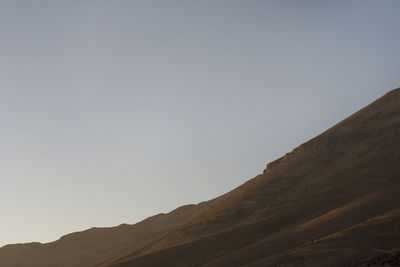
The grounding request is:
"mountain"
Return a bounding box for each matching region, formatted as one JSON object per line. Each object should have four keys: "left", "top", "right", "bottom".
{"left": 1, "top": 87, "right": 399, "bottom": 267}
{"left": 0, "top": 203, "right": 217, "bottom": 266}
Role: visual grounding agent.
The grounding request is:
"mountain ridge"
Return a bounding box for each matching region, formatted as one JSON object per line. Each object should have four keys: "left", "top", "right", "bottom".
{"left": 1, "top": 87, "right": 399, "bottom": 267}
{"left": 105, "top": 87, "right": 400, "bottom": 266}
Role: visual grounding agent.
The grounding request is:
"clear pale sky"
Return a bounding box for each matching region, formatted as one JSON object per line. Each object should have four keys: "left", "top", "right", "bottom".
{"left": 0, "top": 0, "right": 399, "bottom": 246}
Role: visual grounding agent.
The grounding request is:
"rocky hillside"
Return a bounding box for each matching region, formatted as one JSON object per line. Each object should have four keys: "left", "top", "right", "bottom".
{"left": 1, "top": 88, "right": 399, "bottom": 267}
{"left": 106, "top": 88, "right": 400, "bottom": 266}
{"left": 0, "top": 203, "right": 213, "bottom": 266}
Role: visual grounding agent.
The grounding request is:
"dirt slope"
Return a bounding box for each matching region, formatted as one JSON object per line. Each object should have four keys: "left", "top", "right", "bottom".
{"left": 1, "top": 87, "right": 399, "bottom": 267}
{"left": 106, "top": 88, "right": 400, "bottom": 266}
{"left": 0, "top": 203, "right": 213, "bottom": 266}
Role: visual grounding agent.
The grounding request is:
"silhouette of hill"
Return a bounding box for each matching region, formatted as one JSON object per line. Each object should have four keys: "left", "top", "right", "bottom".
{"left": 1, "top": 88, "right": 399, "bottom": 267}
{"left": 0, "top": 204, "right": 213, "bottom": 266}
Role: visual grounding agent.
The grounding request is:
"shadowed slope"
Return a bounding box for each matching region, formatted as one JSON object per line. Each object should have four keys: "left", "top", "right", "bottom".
{"left": 1, "top": 88, "right": 399, "bottom": 267}
{"left": 244, "top": 208, "right": 400, "bottom": 266}
{"left": 106, "top": 88, "right": 400, "bottom": 266}
{"left": 0, "top": 203, "right": 213, "bottom": 266}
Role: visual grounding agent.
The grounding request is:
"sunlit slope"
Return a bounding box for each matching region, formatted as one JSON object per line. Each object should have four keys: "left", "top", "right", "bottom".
{"left": 247, "top": 209, "right": 400, "bottom": 266}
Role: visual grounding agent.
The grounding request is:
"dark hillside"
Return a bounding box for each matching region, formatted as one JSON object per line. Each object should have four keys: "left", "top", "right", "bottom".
{"left": 1, "top": 88, "right": 399, "bottom": 267}
{"left": 107, "top": 88, "right": 400, "bottom": 266}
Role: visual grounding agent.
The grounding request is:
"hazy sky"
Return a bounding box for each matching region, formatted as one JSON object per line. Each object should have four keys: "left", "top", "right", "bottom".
{"left": 0, "top": 0, "right": 399, "bottom": 246}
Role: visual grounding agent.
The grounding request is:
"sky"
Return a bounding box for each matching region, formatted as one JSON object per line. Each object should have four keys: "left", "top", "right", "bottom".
{"left": 0, "top": 0, "right": 399, "bottom": 246}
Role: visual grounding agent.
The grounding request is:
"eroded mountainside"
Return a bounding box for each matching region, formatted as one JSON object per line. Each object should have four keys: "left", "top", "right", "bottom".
{"left": 105, "top": 88, "right": 400, "bottom": 266}
{"left": 0, "top": 203, "right": 213, "bottom": 266}
{"left": 1, "top": 88, "right": 400, "bottom": 267}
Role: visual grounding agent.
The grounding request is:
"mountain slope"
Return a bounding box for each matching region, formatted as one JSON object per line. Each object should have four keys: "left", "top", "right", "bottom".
{"left": 1, "top": 87, "right": 399, "bottom": 267}
{"left": 105, "top": 87, "right": 400, "bottom": 266}
{"left": 0, "top": 203, "right": 214, "bottom": 266}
